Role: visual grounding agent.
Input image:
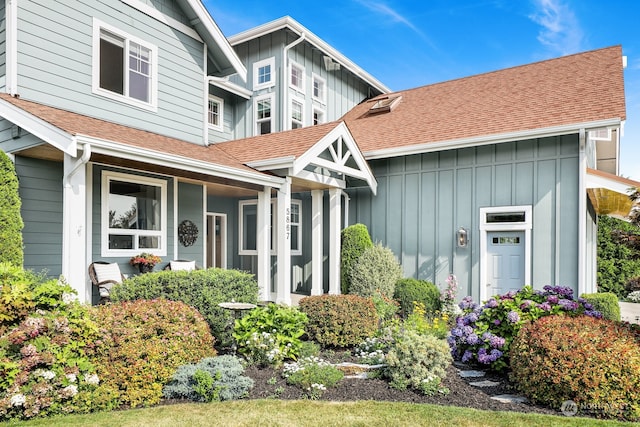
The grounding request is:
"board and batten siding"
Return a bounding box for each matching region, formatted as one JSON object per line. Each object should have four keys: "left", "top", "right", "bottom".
{"left": 176, "top": 182, "right": 203, "bottom": 266}
{"left": 15, "top": 0, "right": 206, "bottom": 144}
{"left": 14, "top": 156, "right": 64, "bottom": 278}
{"left": 0, "top": 1, "right": 6, "bottom": 91}
{"left": 347, "top": 135, "right": 581, "bottom": 302}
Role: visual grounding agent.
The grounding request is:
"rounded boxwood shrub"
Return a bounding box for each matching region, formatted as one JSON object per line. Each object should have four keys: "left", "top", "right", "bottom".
{"left": 0, "top": 151, "right": 23, "bottom": 268}
{"left": 299, "top": 295, "right": 378, "bottom": 348}
{"left": 87, "top": 299, "right": 216, "bottom": 408}
{"left": 510, "top": 315, "right": 640, "bottom": 421}
{"left": 340, "top": 224, "right": 373, "bottom": 294}
{"left": 580, "top": 292, "right": 620, "bottom": 321}
{"left": 348, "top": 243, "right": 402, "bottom": 299}
{"left": 110, "top": 268, "right": 258, "bottom": 348}
{"left": 394, "top": 278, "right": 441, "bottom": 318}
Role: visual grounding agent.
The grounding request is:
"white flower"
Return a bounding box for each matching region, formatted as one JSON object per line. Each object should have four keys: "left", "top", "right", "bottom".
{"left": 61, "top": 384, "right": 78, "bottom": 398}
{"left": 36, "top": 369, "right": 56, "bottom": 380}
{"left": 84, "top": 373, "right": 100, "bottom": 385}
{"left": 10, "top": 394, "right": 26, "bottom": 407}
{"left": 62, "top": 292, "right": 76, "bottom": 304}
{"left": 66, "top": 373, "right": 77, "bottom": 383}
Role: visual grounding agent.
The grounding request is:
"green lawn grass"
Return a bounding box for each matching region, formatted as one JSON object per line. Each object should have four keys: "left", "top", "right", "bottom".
{"left": 2, "top": 400, "right": 636, "bottom": 427}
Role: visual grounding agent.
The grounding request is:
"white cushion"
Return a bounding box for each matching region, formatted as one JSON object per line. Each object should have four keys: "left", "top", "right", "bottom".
{"left": 93, "top": 263, "right": 123, "bottom": 284}
{"left": 170, "top": 260, "right": 196, "bottom": 271}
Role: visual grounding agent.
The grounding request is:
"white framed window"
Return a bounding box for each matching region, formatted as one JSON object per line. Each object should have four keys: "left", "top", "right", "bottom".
{"left": 255, "top": 94, "right": 274, "bottom": 135}
{"left": 92, "top": 19, "right": 158, "bottom": 110}
{"left": 253, "top": 57, "right": 275, "bottom": 90}
{"left": 208, "top": 95, "right": 224, "bottom": 131}
{"left": 101, "top": 171, "right": 167, "bottom": 257}
{"left": 291, "top": 97, "right": 304, "bottom": 129}
{"left": 239, "top": 199, "right": 302, "bottom": 256}
{"left": 290, "top": 61, "right": 305, "bottom": 93}
{"left": 313, "top": 107, "right": 325, "bottom": 126}
{"left": 312, "top": 74, "right": 326, "bottom": 104}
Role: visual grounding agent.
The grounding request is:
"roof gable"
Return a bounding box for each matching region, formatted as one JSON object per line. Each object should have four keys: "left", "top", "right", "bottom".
{"left": 342, "top": 46, "right": 626, "bottom": 157}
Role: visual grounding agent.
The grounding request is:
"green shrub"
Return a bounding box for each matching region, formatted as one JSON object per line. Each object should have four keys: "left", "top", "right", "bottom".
{"left": 394, "top": 278, "right": 441, "bottom": 317}
{"left": 299, "top": 295, "right": 378, "bottom": 348}
{"left": 371, "top": 291, "right": 399, "bottom": 323}
{"left": 580, "top": 292, "right": 621, "bottom": 321}
{"left": 163, "top": 355, "right": 253, "bottom": 402}
{"left": 110, "top": 268, "right": 258, "bottom": 347}
{"left": 282, "top": 357, "right": 344, "bottom": 399}
{"left": 87, "top": 299, "right": 216, "bottom": 408}
{"left": 340, "top": 224, "right": 373, "bottom": 294}
{"left": 0, "top": 276, "right": 119, "bottom": 421}
{"left": 0, "top": 151, "right": 23, "bottom": 268}
{"left": 348, "top": 243, "right": 402, "bottom": 299}
{"left": 233, "top": 304, "right": 308, "bottom": 367}
{"left": 510, "top": 315, "right": 640, "bottom": 421}
{"left": 597, "top": 215, "right": 640, "bottom": 299}
{"left": 384, "top": 328, "right": 451, "bottom": 396}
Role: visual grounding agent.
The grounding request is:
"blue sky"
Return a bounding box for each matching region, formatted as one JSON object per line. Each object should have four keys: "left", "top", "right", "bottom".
{"left": 205, "top": 0, "right": 639, "bottom": 181}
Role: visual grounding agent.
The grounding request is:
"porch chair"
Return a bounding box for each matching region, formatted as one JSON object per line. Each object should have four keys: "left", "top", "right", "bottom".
{"left": 163, "top": 259, "right": 199, "bottom": 271}
{"left": 88, "top": 261, "right": 125, "bottom": 303}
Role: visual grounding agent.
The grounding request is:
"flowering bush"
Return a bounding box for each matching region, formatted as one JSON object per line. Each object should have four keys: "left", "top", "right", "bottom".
{"left": 404, "top": 303, "right": 449, "bottom": 339}
{"left": 627, "top": 290, "right": 640, "bottom": 303}
{"left": 282, "top": 357, "right": 343, "bottom": 399}
{"left": 354, "top": 336, "right": 388, "bottom": 365}
{"left": 440, "top": 274, "right": 458, "bottom": 315}
{"left": 233, "top": 304, "right": 308, "bottom": 367}
{"left": 511, "top": 315, "right": 640, "bottom": 421}
{"left": 129, "top": 252, "right": 162, "bottom": 268}
{"left": 449, "top": 285, "right": 602, "bottom": 371}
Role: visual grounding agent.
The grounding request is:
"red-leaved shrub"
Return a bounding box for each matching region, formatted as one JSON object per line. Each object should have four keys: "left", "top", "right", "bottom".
{"left": 299, "top": 295, "right": 378, "bottom": 347}
{"left": 510, "top": 315, "right": 640, "bottom": 421}
{"left": 87, "top": 299, "right": 216, "bottom": 407}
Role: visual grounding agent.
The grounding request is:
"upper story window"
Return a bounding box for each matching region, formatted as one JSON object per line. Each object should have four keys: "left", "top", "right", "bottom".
{"left": 312, "top": 74, "right": 326, "bottom": 104}
{"left": 313, "top": 108, "right": 325, "bottom": 126}
{"left": 253, "top": 57, "right": 275, "bottom": 90}
{"left": 291, "top": 98, "right": 304, "bottom": 129}
{"left": 290, "top": 62, "right": 305, "bottom": 93}
{"left": 101, "top": 171, "right": 167, "bottom": 257}
{"left": 208, "top": 95, "right": 224, "bottom": 131}
{"left": 92, "top": 19, "right": 158, "bottom": 110}
{"left": 255, "top": 94, "right": 274, "bottom": 135}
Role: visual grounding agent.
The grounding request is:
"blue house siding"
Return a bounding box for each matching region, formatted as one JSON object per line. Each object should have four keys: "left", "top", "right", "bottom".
{"left": 347, "top": 135, "right": 581, "bottom": 300}
{"left": 177, "top": 182, "right": 203, "bottom": 266}
{"left": 14, "top": 156, "right": 63, "bottom": 277}
{"left": 15, "top": 0, "right": 206, "bottom": 144}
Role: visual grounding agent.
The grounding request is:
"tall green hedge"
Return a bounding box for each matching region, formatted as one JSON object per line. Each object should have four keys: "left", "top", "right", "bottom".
{"left": 597, "top": 215, "right": 640, "bottom": 298}
{"left": 0, "top": 151, "right": 24, "bottom": 267}
{"left": 110, "top": 268, "right": 258, "bottom": 348}
{"left": 340, "top": 223, "right": 373, "bottom": 294}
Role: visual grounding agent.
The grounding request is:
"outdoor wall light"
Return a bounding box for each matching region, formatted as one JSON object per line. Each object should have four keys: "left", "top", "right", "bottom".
{"left": 457, "top": 227, "right": 468, "bottom": 248}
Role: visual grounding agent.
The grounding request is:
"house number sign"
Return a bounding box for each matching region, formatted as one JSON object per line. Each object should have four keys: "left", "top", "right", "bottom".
{"left": 178, "top": 219, "right": 198, "bottom": 247}
{"left": 285, "top": 207, "right": 290, "bottom": 240}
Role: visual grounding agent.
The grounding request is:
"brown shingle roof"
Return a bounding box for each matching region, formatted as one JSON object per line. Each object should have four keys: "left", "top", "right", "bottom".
{"left": 342, "top": 46, "right": 627, "bottom": 154}
{"left": 0, "top": 93, "right": 256, "bottom": 173}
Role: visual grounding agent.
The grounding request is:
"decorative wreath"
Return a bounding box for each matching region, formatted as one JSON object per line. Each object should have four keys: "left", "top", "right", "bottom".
{"left": 178, "top": 219, "right": 199, "bottom": 247}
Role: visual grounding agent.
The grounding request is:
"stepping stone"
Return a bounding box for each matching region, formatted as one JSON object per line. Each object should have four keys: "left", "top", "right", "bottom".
{"left": 491, "top": 394, "right": 528, "bottom": 404}
{"left": 458, "top": 370, "right": 486, "bottom": 378}
{"left": 469, "top": 380, "right": 500, "bottom": 387}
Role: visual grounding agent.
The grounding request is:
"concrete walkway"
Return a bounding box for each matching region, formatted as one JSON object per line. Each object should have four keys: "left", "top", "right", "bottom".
{"left": 620, "top": 302, "right": 640, "bottom": 324}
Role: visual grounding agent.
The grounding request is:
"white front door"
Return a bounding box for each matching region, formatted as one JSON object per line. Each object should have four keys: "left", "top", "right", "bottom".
{"left": 486, "top": 231, "right": 525, "bottom": 296}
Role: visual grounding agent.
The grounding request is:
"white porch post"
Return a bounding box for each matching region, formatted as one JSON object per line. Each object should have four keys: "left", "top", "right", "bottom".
{"left": 276, "top": 178, "right": 292, "bottom": 305}
{"left": 311, "top": 190, "right": 324, "bottom": 295}
{"left": 257, "top": 187, "right": 272, "bottom": 302}
{"left": 328, "top": 188, "right": 341, "bottom": 294}
{"left": 62, "top": 152, "right": 89, "bottom": 303}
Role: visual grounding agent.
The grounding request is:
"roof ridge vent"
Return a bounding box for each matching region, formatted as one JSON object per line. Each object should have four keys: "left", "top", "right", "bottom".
{"left": 368, "top": 95, "right": 402, "bottom": 115}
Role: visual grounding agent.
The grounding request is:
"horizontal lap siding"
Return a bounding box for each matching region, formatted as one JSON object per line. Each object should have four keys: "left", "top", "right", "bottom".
{"left": 15, "top": 156, "right": 63, "bottom": 276}
{"left": 17, "top": 0, "right": 205, "bottom": 143}
{"left": 348, "top": 135, "right": 580, "bottom": 300}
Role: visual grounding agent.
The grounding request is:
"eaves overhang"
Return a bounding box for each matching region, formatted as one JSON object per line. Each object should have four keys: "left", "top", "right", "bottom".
{"left": 363, "top": 118, "right": 624, "bottom": 160}
{"left": 228, "top": 16, "right": 389, "bottom": 94}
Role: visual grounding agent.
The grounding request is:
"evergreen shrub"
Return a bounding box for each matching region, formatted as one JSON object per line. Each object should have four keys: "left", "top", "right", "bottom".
{"left": 87, "top": 299, "right": 216, "bottom": 407}
{"left": 348, "top": 243, "right": 402, "bottom": 299}
{"left": 340, "top": 224, "right": 373, "bottom": 294}
{"left": 580, "top": 292, "right": 621, "bottom": 321}
{"left": 510, "top": 315, "right": 640, "bottom": 421}
{"left": 110, "top": 268, "right": 258, "bottom": 347}
{"left": 597, "top": 215, "right": 640, "bottom": 298}
{"left": 299, "top": 295, "right": 378, "bottom": 347}
{"left": 394, "top": 278, "right": 441, "bottom": 317}
{"left": 0, "top": 151, "right": 23, "bottom": 267}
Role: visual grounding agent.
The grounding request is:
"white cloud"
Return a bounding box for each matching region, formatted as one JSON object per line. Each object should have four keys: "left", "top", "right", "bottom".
{"left": 529, "top": 0, "right": 583, "bottom": 55}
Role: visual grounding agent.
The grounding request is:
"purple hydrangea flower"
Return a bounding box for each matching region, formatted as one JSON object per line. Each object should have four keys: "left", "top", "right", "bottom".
{"left": 461, "top": 350, "right": 473, "bottom": 363}
{"left": 537, "top": 302, "right": 552, "bottom": 311}
{"left": 466, "top": 333, "right": 479, "bottom": 345}
{"left": 558, "top": 299, "right": 579, "bottom": 311}
{"left": 462, "top": 325, "right": 474, "bottom": 336}
{"left": 459, "top": 296, "right": 477, "bottom": 310}
{"left": 520, "top": 300, "right": 534, "bottom": 310}
{"left": 546, "top": 295, "right": 559, "bottom": 304}
{"left": 484, "top": 298, "right": 499, "bottom": 308}
{"left": 489, "top": 335, "right": 506, "bottom": 348}
{"left": 507, "top": 311, "right": 520, "bottom": 323}
{"left": 585, "top": 310, "right": 603, "bottom": 318}
{"left": 464, "top": 312, "right": 479, "bottom": 324}
{"left": 493, "top": 319, "right": 501, "bottom": 326}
